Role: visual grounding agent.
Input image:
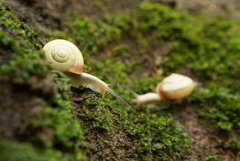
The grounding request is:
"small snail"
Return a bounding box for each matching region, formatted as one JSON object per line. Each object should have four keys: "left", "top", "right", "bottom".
{"left": 43, "top": 39, "right": 130, "bottom": 107}
{"left": 129, "top": 73, "right": 194, "bottom": 107}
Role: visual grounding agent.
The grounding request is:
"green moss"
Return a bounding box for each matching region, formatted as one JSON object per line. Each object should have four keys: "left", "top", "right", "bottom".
{"left": 0, "top": 6, "right": 48, "bottom": 84}
{"left": 79, "top": 89, "right": 114, "bottom": 131}
{"left": 127, "top": 1, "right": 240, "bottom": 86}
{"left": 113, "top": 13, "right": 133, "bottom": 31}
{"left": 64, "top": 11, "right": 121, "bottom": 55}
{"left": 121, "top": 109, "right": 189, "bottom": 160}
{"left": 191, "top": 88, "right": 240, "bottom": 131}
{"left": 0, "top": 3, "right": 87, "bottom": 160}
{"left": 161, "top": 15, "right": 240, "bottom": 83}
{"left": 0, "top": 139, "right": 63, "bottom": 161}
{"left": 47, "top": 30, "right": 70, "bottom": 41}
{"left": 190, "top": 87, "right": 240, "bottom": 150}
{"left": 95, "top": 1, "right": 104, "bottom": 11}
{"left": 28, "top": 71, "right": 87, "bottom": 160}
{"left": 112, "top": 44, "right": 130, "bottom": 58}
{"left": 92, "top": 59, "right": 128, "bottom": 83}
{"left": 200, "top": 155, "right": 221, "bottom": 161}
{"left": 0, "top": 8, "right": 18, "bottom": 21}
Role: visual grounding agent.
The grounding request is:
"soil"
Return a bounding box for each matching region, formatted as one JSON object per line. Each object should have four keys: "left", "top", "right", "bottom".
{"left": 174, "top": 103, "right": 238, "bottom": 160}
{"left": 2, "top": 0, "right": 240, "bottom": 160}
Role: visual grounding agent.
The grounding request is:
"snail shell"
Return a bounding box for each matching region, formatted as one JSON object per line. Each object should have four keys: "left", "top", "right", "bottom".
{"left": 156, "top": 73, "right": 194, "bottom": 102}
{"left": 43, "top": 39, "right": 84, "bottom": 75}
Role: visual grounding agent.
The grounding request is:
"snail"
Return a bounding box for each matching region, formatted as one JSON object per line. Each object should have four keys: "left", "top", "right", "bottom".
{"left": 43, "top": 39, "right": 130, "bottom": 107}
{"left": 129, "top": 73, "right": 194, "bottom": 107}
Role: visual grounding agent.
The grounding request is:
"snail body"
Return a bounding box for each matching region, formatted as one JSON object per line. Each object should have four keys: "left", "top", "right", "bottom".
{"left": 134, "top": 93, "right": 162, "bottom": 107}
{"left": 43, "top": 39, "right": 130, "bottom": 107}
{"left": 66, "top": 72, "right": 107, "bottom": 96}
{"left": 66, "top": 72, "right": 129, "bottom": 105}
{"left": 129, "top": 73, "right": 194, "bottom": 107}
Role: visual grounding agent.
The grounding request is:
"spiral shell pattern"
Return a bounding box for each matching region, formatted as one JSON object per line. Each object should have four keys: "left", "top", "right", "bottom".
{"left": 43, "top": 39, "right": 84, "bottom": 74}
{"left": 156, "top": 73, "right": 194, "bottom": 102}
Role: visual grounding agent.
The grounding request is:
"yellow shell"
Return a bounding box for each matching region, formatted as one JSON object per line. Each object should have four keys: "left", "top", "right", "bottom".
{"left": 43, "top": 39, "right": 84, "bottom": 74}
{"left": 156, "top": 73, "right": 194, "bottom": 102}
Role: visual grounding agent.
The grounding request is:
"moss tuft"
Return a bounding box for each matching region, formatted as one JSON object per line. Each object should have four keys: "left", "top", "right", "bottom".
{"left": 121, "top": 110, "right": 189, "bottom": 160}
{"left": 0, "top": 139, "right": 63, "bottom": 161}
{"left": 191, "top": 88, "right": 240, "bottom": 131}
{"left": 0, "top": 6, "right": 47, "bottom": 84}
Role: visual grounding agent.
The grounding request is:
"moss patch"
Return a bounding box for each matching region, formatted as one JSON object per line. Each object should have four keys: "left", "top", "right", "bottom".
{"left": 0, "top": 2, "right": 87, "bottom": 160}
{"left": 0, "top": 139, "right": 63, "bottom": 161}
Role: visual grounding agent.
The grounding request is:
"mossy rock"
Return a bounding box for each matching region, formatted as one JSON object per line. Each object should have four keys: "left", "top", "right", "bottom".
{"left": 2, "top": 0, "right": 240, "bottom": 160}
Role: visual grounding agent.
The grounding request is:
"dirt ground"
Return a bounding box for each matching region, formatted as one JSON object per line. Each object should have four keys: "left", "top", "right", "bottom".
{"left": 3, "top": 0, "right": 240, "bottom": 160}
{"left": 174, "top": 102, "right": 238, "bottom": 160}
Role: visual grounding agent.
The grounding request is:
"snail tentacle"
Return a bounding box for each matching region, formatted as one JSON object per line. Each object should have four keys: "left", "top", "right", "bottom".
{"left": 106, "top": 86, "right": 131, "bottom": 108}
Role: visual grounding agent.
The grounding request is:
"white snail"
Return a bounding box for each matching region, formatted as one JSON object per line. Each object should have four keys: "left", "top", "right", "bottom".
{"left": 130, "top": 73, "right": 194, "bottom": 107}
{"left": 43, "top": 39, "right": 130, "bottom": 107}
